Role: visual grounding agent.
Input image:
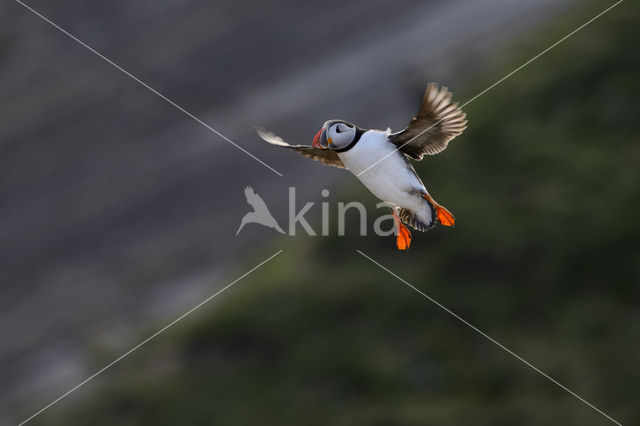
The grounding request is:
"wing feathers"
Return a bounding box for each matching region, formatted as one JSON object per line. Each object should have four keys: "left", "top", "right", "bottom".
{"left": 389, "top": 83, "right": 467, "bottom": 159}
{"left": 256, "top": 128, "right": 347, "bottom": 169}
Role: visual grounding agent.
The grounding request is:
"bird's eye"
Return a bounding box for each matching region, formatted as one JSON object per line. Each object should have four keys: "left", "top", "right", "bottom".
{"left": 335, "top": 126, "right": 342, "bottom": 134}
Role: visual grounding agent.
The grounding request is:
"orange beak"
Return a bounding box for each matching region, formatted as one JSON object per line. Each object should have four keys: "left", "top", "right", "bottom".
{"left": 313, "top": 127, "right": 328, "bottom": 149}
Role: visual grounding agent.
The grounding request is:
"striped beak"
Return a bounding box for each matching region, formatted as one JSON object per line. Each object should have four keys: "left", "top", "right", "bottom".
{"left": 312, "top": 127, "right": 328, "bottom": 149}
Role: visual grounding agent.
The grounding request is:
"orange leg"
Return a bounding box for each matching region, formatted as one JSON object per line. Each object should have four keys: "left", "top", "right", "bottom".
{"left": 424, "top": 193, "right": 455, "bottom": 227}
{"left": 391, "top": 209, "right": 412, "bottom": 250}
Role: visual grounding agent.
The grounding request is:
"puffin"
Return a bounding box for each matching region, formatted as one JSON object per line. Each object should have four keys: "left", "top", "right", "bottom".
{"left": 257, "top": 83, "right": 467, "bottom": 250}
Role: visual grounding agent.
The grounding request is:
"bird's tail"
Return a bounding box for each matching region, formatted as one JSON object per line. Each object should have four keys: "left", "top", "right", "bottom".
{"left": 271, "top": 221, "right": 286, "bottom": 234}
{"left": 399, "top": 206, "right": 436, "bottom": 232}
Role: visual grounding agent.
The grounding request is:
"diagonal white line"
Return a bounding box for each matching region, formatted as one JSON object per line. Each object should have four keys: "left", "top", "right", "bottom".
{"left": 14, "top": 0, "right": 284, "bottom": 177}
{"left": 356, "top": 0, "right": 624, "bottom": 177}
{"left": 18, "top": 249, "right": 284, "bottom": 426}
{"left": 357, "top": 250, "right": 623, "bottom": 426}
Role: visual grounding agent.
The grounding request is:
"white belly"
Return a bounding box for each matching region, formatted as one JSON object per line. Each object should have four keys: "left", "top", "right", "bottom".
{"left": 337, "top": 131, "right": 426, "bottom": 211}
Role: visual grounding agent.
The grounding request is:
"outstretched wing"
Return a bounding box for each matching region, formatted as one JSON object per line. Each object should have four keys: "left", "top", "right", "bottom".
{"left": 257, "top": 128, "right": 347, "bottom": 169}
{"left": 244, "top": 186, "right": 268, "bottom": 211}
{"left": 389, "top": 83, "right": 467, "bottom": 160}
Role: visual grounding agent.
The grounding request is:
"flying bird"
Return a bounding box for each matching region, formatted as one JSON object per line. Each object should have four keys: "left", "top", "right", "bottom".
{"left": 257, "top": 83, "right": 467, "bottom": 250}
{"left": 236, "top": 186, "right": 285, "bottom": 235}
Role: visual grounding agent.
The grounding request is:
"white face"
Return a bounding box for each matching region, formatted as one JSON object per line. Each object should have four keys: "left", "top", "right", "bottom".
{"left": 326, "top": 122, "right": 356, "bottom": 149}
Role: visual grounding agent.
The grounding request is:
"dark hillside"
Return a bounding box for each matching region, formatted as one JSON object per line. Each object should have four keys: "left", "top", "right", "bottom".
{"left": 33, "top": 1, "right": 639, "bottom": 425}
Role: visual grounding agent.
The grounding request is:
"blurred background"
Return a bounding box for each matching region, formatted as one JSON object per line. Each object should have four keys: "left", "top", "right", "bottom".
{"left": 1, "top": 0, "right": 638, "bottom": 424}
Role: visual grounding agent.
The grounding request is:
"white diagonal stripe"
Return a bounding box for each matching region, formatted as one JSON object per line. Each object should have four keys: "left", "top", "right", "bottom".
{"left": 357, "top": 250, "right": 623, "bottom": 426}
{"left": 18, "top": 249, "right": 284, "bottom": 426}
{"left": 14, "top": 0, "right": 283, "bottom": 177}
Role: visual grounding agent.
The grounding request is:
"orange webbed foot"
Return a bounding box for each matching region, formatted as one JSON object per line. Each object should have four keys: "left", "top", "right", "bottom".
{"left": 391, "top": 208, "right": 412, "bottom": 250}
{"left": 435, "top": 205, "right": 455, "bottom": 227}
{"left": 396, "top": 223, "right": 412, "bottom": 250}
{"left": 424, "top": 193, "right": 455, "bottom": 227}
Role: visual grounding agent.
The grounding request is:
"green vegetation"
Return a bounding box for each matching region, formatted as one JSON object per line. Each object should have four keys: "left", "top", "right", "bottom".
{"left": 41, "top": 1, "right": 638, "bottom": 425}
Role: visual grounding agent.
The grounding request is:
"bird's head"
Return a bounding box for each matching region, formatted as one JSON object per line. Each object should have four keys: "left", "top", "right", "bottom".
{"left": 313, "top": 120, "right": 359, "bottom": 150}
